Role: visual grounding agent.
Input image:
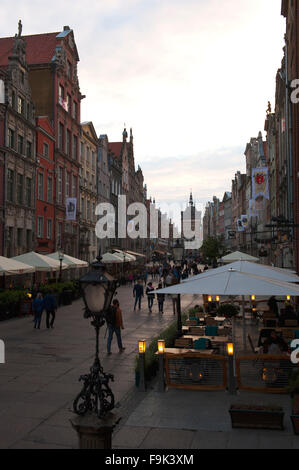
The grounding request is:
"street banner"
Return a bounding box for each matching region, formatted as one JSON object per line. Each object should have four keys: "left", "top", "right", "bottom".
{"left": 237, "top": 219, "right": 244, "bottom": 232}
{"left": 66, "top": 198, "right": 77, "bottom": 220}
{"left": 241, "top": 215, "right": 249, "bottom": 229}
{"left": 252, "top": 168, "right": 269, "bottom": 200}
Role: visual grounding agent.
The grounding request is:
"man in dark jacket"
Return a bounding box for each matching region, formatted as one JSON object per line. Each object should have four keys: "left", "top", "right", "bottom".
{"left": 43, "top": 291, "right": 57, "bottom": 329}
{"left": 133, "top": 280, "right": 144, "bottom": 311}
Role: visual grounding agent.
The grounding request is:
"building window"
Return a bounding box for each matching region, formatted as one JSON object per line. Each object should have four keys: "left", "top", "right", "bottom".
{"left": 47, "top": 176, "right": 53, "bottom": 203}
{"left": 73, "top": 101, "right": 77, "bottom": 120}
{"left": 67, "top": 94, "right": 71, "bottom": 113}
{"left": 47, "top": 219, "right": 52, "bottom": 239}
{"left": 86, "top": 147, "right": 90, "bottom": 166}
{"left": 38, "top": 173, "right": 44, "bottom": 200}
{"left": 58, "top": 122, "right": 64, "bottom": 150}
{"left": 87, "top": 200, "right": 90, "bottom": 220}
{"left": 81, "top": 197, "right": 85, "bottom": 218}
{"left": 72, "top": 135, "right": 77, "bottom": 160}
{"left": 66, "top": 172, "right": 70, "bottom": 198}
{"left": 8, "top": 128, "right": 15, "bottom": 149}
{"left": 20, "top": 70, "right": 25, "bottom": 84}
{"left": 58, "top": 167, "right": 63, "bottom": 203}
{"left": 72, "top": 175, "right": 77, "bottom": 198}
{"left": 37, "top": 217, "right": 44, "bottom": 238}
{"left": 11, "top": 91, "right": 16, "bottom": 109}
{"left": 67, "top": 61, "right": 72, "bottom": 79}
{"left": 26, "top": 103, "right": 30, "bottom": 120}
{"left": 43, "top": 142, "right": 49, "bottom": 158}
{"left": 57, "top": 222, "right": 62, "bottom": 247}
{"left": 80, "top": 142, "right": 84, "bottom": 162}
{"left": 17, "top": 228, "right": 23, "bottom": 247}
{"left": 25, "top": 177, "right": 31, "bottom": 207}
{"left": 66, "top": 129, "right": 71, "bottom": 156}
{"left": 17, "top": 96, "right": 25, "bottom": 115}
{"left": 26, "top": 229, "right": 31, "bottom": 251}
{"left": 7, "top": 169, "right": 14, "bottom": 202}
{"left": 17, "top": 174, "right": 23, "bottom": 205}
{"left": 26, "top": 140, "right": 32, "bottom": 158}
{"left": 17, "top": 134, "right": 24, "bottom": 155}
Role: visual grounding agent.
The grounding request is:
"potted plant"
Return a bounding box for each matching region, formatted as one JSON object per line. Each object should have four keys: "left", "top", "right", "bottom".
{"left": 288, "top": 369, "right": 299, "bottom": 435}
{"left": 229, "top": 403, "right": 284, "bottom": 430}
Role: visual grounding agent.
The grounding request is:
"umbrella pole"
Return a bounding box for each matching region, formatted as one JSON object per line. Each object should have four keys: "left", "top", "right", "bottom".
{"left": 242, "top": 295, "right": 246, "bottom": 351}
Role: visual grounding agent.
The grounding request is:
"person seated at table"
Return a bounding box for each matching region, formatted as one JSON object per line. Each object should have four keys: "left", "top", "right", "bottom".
{"left": 263, "top": 331, "right": 288, "bottom": 353}
{"left": 279, "top": 305, "right": 298, "bottom": 326}
{"left": 267, "top": 296, "right": 279, "bottom": 318}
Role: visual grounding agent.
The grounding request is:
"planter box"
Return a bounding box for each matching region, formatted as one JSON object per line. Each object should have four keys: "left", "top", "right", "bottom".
{"left": 229, "top": 406, "right": 284, "bottom": 430}
{"left": 291, "top": 414, "right": 299, "bottom": 435}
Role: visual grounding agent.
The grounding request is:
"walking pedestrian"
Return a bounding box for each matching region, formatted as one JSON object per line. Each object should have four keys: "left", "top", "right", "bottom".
{"left": 32, "top": 292, "right": 44, "bottom": 329}
{"left": 146, "top": 282, "right": 155, "bottom": 313}
{"left": 107, "top": 299, "right": 125, "bottom": 355}
{"left": 157, "top": 283, "right": 165, "bottom": 314}
{"left": 44, "top": 290, "right": 57, "bottom": 329}
{"left": 133, "top": 279, "right": 144, "bottom": 310}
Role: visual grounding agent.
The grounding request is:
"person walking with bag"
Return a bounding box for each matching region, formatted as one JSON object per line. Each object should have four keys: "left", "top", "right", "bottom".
{"left": 107, "top": 299, "right": 125, "bottom": 355}
{"left": 32, "top": 292, "right": 44, "bottom": 329}
{"left": 146, "top": 282, "right": 155, "bottom": 313}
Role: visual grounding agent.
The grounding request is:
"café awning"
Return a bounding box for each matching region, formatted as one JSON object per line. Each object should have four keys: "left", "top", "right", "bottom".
{"left": 0, "top": 256, "right": 35, "bottom": 276}
{"left": 13, "top": 252, "right": 68, "bottom": 272}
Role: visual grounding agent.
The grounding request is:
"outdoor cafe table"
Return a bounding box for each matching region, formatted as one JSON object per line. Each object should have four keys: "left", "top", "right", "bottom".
{"left": 156, "top": 348, "right": 216, "bottom": 356}
{"left": 183, "top": 335, "right": 229, "bottom": 353}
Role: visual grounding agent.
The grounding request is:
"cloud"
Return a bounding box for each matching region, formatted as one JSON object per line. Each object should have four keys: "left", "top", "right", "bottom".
{"left": 0, "top": 0, "right": 286, "bottom": 224}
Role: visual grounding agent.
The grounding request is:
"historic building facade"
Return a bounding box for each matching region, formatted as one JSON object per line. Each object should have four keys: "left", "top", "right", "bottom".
{"left": 25, "top": 26, "right": 83, "bottom": 257}
{"left": 79, "top": 122, "right": 98, "bottom": 262}
{"left": 35, "top": 116, "right": 55, "bottom": 254}
{"left": 0, "top": 27, "right": 37, "bottom": 257}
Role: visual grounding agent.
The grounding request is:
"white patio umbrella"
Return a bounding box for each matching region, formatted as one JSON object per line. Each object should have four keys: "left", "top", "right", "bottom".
{"left": 0, "top": 256, "right": 35, "bottom": 275}
{"left": 182, "top": 260, "right": 299, "bottom": 284}
{"left": 221, "top": 251, "right": 259, "bottom": 263}
{"left": 13, "top": 251, "right": 67, "bottom": 272}
{"left": 101, "top": 252, "right": 127, "bottom": 264}
{"left": 47, "top": 252, "right": 88, "bottom": 269}
{"left": 112, "top": 251, "right": 136, "bottom": 262}
{"left": 156, "top": 268, "right": 299, "bottom": 350}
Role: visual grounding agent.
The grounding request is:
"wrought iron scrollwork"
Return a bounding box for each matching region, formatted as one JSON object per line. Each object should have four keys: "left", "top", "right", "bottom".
{"left": 73, "top": 358, "right": 115, "bottom": 418}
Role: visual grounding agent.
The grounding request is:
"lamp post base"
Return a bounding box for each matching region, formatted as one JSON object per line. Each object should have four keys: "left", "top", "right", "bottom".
{"left": 70, "top": 412, "right": 121, "bottom": 449}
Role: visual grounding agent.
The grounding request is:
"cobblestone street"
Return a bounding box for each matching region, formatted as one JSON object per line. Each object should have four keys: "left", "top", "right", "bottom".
{"left": 0, "top": 284, "right": 198, "bottom": 449}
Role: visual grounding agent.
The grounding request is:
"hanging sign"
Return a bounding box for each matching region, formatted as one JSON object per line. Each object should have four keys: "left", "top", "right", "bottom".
{"left": 66, "top": 198, "right": 77, "bottom": 220}
{"left": 252, "top": 168, "right": 269, "bottom": 200}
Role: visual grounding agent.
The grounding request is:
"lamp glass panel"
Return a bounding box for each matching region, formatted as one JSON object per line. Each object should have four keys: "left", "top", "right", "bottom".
{"left": 83, "top": 283, "right": 106, "bottom": 312}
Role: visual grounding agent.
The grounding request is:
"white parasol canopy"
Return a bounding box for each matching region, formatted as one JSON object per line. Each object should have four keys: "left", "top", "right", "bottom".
{"left": 112, "top": 250, "right": 136, "bottom": 262}
{"left": 0, "top": 256, "right": 35, "bottom": 276}
{"left": 13, "top": 252, "right": 68, "bottom": 272}
{"left": 220, "top": 251, "right": 259, "bottom": 263}
{"left": 101, "top": 252, "right": 127, "bottom": 264}
{"left": 183, "top": 260, "right": 299, "bottom": 284}
{"left": 47, "top": 252, "right": 89, "bottom": 269}
{"left": 156, "top": 269, "right": 299, "bottom": 296}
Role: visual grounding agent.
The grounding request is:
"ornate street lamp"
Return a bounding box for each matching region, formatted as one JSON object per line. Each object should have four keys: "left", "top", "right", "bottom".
{"left": 58, "top": 249, "right": 64, "bottom": 282}
{"left": 173, "top": 239, "right": 184, "bottom": 265}
{"left": 73, "top": 251, "right": 118, "bottom": 419}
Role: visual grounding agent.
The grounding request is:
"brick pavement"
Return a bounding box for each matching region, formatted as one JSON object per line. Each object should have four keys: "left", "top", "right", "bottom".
{"left": 0, "top": 284, "right": 199, "bottom": 449}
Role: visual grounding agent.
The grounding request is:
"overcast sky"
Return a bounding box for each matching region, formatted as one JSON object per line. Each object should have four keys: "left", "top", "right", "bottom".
{"left": 0, "top": 0, "right": 286, "bottom": 224}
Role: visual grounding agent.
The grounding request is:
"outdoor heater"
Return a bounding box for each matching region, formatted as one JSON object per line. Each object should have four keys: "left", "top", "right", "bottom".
{"left": 73, "top": 251, "right": 118, "bottom": 419}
